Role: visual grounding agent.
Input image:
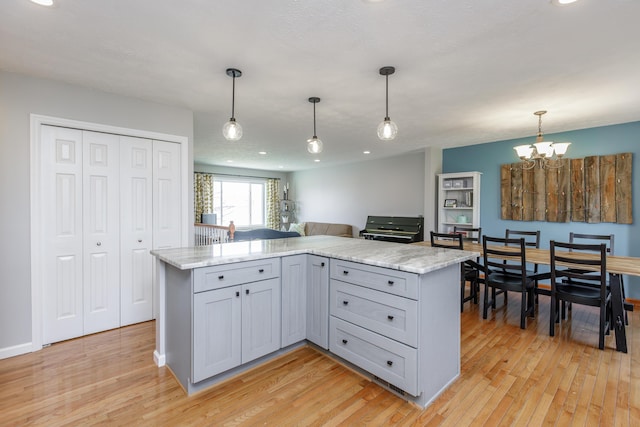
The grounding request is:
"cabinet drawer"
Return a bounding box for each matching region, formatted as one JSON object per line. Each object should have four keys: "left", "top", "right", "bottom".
{"left": 330, "top": 280, "right": 417, "bottom": 347}
{"left": 194, "top": 258, "right": 280, "bottom": 293}
{"left": 330, "top": 317, "right": 418, "bottom": 396}
{"left": 330, "top": 259, "right": 418, "bottom": 299}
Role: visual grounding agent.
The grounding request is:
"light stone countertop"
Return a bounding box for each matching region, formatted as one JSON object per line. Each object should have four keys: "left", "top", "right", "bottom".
{"left": 151, "top": 235, "right": 478, "bottom": 275}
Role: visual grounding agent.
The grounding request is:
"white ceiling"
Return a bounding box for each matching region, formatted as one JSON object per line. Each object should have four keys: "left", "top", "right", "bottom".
{"left": 2, "top": 0, "right": 640, "bottom": 171}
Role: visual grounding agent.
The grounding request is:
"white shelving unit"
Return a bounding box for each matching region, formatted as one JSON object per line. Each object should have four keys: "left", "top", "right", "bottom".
{"left": 437, "top": 171, "right": 481, "bottom": 237}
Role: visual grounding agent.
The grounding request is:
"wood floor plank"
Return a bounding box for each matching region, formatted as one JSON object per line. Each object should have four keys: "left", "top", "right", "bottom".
{"left": 0, "top": 294, "right": 636, "bottom": 426}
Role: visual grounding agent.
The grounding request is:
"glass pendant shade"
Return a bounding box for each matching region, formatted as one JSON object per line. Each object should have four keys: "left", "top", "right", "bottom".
{"left": 377, "top": 118, "right": 398, "bottom": 141}
{"left": 533, "top": 141, "right": 554, "bottom": 158}
{"left": 307, "top": 136, "right": 323, "bottom": 154}
{"left": 223, "top": 118, "right": 243, "bottom": 141}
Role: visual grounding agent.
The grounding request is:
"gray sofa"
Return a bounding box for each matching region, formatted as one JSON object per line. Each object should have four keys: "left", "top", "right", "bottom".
{"left": 231, "top": 221, "right": 353, "bottom": 241}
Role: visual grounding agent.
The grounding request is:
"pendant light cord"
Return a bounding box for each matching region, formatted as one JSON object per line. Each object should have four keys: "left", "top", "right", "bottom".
{"left": 385, "top": 74, "right": 390, "bottom": 120}
{"left": 313, "top": 100, "right": 317, "bottom": 138}
{"left": 231, "top": 75, "right": 236, "bottom": 119}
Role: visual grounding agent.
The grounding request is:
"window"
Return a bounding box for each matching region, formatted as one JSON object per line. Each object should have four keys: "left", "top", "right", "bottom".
{"left": 212, "top": 177, "right": 266, "bottom": 228}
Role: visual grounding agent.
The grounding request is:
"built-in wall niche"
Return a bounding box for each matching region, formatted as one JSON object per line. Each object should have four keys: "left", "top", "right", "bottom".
{"left": 501, "top": 153, "right": 633, "bottom": 224}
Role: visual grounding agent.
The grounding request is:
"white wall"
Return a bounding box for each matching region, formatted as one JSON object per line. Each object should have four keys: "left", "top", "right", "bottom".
{"left": 0, "top": 71, "right": 193, "bottom": 354}
{"left": 290, "top": 151, "right": 426, "bottom": 235}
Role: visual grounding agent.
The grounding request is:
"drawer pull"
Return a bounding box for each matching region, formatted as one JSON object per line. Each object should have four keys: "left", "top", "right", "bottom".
{"left": 388, "top": 280, "right": 394, "bottom": 285}
{"left": 342, "top": 300, "right": 349, "bottom": 306}
{"left": 342, "top": 339, "right": 348, "bottom": 344}
{"left": 343, "top": 270, "right": 349, "bottom": 275}
{"left": 387, "top": 315, "right": 394, "bottom": 321}
{"left": 218, "top": 275, "right": 224, "bottom": 280}
{"left": 235, "top": 291, "right": 240, "bottom": 297}
{"left": 321, "top": 262, "right": 325, "bottom": 267}
{"left": 387, "top": 360, "right": 393, "bottom": 367}
{"left": 246, "top": 289, "right": 250, "bottom": 295}
{"left": 258, "top": 269, "right": 264, "bottom": 273}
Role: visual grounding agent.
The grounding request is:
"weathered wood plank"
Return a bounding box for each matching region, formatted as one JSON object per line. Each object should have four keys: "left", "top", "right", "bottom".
{"left": 501, "top": 164, "right": 512, "bottom": 220}
{"left": 546, "top": 165, "right": 559, "bottom": 222}
{"left": 616, "top": 153, "right": 633, "bottom": 224}
{"left": 585, "top": 156, "right": 601, "bottom": 223}
{"left": 556, "top": 158, "right": 570, "bottom": 222}
{"left": 570, "top": 158, "right": 585, "bottom": 222}
{"left": 533, "top": 166, "right": 546, "bottom": 221}
{"left": 600, "top": 155, "right": 617, "bottom": 223}
{"left": 510, "top": 165, "right": 523, "bottom": 220}
{"left": 522, "top": 166, "right": 534, "bottom": 221}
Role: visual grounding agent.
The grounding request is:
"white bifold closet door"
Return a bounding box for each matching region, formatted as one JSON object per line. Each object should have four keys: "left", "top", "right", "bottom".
{"left": 41, "top": 125, "right": 181, "bottom": 344}
{"left": 120, "top": 136, "right": 153, "bottom": 327}
{"left": 42, "top": 126, "right": 121, "bottom": 342}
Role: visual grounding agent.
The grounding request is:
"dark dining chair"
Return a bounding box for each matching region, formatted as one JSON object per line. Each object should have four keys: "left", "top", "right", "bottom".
{"left": 549, "top": 241, "right": 611, "bottom": 350}
{"left": 453, "top": 226, "right": 482, "bottom": 304}
{"left": 506, "top": 229, "right": 542, "bottom": 302}
{"left": 568, "top": 232, "right": 630, "bottom": 324}
{"left": 453, "top": 226, "right": 481, "bottom": 244}
{"left": 482, "top": 236, "right": 536, "bottom": 329}
{"left": 430, "top": 231, "right": 478, "bottom": 312}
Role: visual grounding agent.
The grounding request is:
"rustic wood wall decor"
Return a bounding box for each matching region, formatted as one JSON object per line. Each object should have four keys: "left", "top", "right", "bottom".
{"left": 501, "top": 153, "right": 633, "bottom": 224}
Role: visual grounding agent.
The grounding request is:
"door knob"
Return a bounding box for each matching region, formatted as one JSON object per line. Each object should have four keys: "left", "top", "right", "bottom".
{"left": 96, "top": 242, "right": 101, "bottom": 246}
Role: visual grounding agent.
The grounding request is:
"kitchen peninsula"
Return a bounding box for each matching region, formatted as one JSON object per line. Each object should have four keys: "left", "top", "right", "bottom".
{"left": 151, "top": 235, "right": 476, "bottom": 408}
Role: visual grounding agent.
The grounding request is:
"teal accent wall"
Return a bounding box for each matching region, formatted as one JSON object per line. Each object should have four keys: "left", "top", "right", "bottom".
{"left": 443, "top": 121, "right": 640, "bottom": 298}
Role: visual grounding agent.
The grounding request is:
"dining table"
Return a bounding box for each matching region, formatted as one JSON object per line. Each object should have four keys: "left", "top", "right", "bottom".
{"left": 414, "top": 240, "right": 638, "bottom": 353}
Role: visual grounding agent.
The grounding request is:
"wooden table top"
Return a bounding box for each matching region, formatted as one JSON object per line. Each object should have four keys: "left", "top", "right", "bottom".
{"left": 414, "top": 240, "right": 640, "bottom": 277}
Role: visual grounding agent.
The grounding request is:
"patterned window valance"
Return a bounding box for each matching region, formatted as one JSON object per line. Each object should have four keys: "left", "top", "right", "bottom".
{"left": 501, "top": 153, "right": 633, "bottom": 224}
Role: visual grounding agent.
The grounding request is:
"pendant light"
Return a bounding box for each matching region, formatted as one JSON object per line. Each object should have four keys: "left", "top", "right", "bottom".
{"left": 377, "top": 66, "right": 398, "bottom": 140}
{"left": 222, "top": 68, "right": 243, "bottom": 141}
{"left": 307, "top": 97, "right": 323, "bottom": 154}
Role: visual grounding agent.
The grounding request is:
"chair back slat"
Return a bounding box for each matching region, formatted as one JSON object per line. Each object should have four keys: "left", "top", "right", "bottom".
{"left": 569, "top": 232, "right": 614, "bottom": 255}
{"left": 506, "top": 229, "right": 540, "bottom": 248}
{"left": 483, "top": 236, "right": 527, "bottom": 276}
{"left": 453, "top": 226, "right": 481, "bottom": 243}
{"left": 550, "top": 241, "right": 607, "bottom": 293}
{"left": 430, "top": 231, "right": 463, "bottom": 250}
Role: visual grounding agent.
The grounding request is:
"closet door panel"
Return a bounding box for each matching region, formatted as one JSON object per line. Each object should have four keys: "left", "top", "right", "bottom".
{"left": 82, "top": 131, "right": 120, "bottom": 334}
{"left": 153, "top": 141, "right": 181, "bottom": 250}
{"left": 120, "top": 136, "right": 154, "bottom": 326}
{"left": 42, "top": 126, "right": 84, "bottom": 344}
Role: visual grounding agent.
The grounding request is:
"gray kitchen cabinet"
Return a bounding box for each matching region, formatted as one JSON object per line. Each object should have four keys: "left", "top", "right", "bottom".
{"left": 281, "top": 255, "right": 307, "bottom": 347}
{"left": 306, "top": 255, "right": 329, "bottom": 349}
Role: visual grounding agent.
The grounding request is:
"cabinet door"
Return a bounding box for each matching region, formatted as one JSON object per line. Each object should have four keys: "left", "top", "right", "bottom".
{"left": 306, "top": 255, "right": 329, "bottom": 349}
{"left": 242, "top": 278, "right": 281, "bottom": 364}
{"left": 281, "top": 255, "right": 307, "bottom": 347}
{"left": 41, "top": 126, "right": 84, "bottom": 344}
{"left": 193, "top": 286, "right": 242, "bottom": 382}
{"left": 120, "top": 136, "right": 153, "bottom": 326}
{"left": 82, "top": 131, "right": 120, "bottom": 335}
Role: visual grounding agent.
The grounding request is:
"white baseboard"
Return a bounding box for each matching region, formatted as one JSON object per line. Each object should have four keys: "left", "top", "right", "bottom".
{"left": 154, "top": 350, "right": 166, "bottom": 367}
{"left": 0, "top": 342, "right": 33, "bottom": 360}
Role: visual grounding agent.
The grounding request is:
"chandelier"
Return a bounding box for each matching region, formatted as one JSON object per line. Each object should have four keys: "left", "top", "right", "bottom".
{"left": 513, "top": 110, "right": 571, "bottom": 169}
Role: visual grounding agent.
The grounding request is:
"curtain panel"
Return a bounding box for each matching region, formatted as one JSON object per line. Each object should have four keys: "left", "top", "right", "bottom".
{"left": 266, "top": 178, "right": 281, "bottom": 230}
{"left": 194, "top": 172, "right": 214, "bottom": 223}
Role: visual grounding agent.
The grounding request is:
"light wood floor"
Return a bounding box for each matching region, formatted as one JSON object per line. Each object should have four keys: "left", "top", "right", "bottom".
{"left": 1, "top": 294, "right": 638, "bottom": 426}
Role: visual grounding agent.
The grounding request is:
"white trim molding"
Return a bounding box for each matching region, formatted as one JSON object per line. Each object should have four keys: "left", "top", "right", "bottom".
{"left": 0, "top": 342, "right": 33, "bottom": 360}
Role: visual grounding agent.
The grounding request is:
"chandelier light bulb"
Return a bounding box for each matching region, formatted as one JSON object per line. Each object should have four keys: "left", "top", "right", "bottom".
{"left": 307, "top": 137, "right": 323, "bottom": 154}
{"left": 377, "top": 118, "right": 398, "bottom": 140}
{"left": 222, "top": 118, "right": 243, "bottom": 141}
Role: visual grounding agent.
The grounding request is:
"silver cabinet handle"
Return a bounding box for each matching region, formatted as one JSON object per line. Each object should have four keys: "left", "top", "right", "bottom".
{"left": 138, "top": 239, "right": 142, "bottom": 243}
{"left": 96, "top": 242, "right": 101, "bottom": 246}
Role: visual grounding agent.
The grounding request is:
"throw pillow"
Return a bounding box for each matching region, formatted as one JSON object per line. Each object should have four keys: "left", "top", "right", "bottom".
{"left": 289, "top": 222, "right": 306, "bottom": 236}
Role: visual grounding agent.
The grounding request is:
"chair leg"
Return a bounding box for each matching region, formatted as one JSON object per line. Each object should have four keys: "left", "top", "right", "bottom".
{"left": 460, "top": 279, "right": 465, "bottom": 313}
{"left": 520, "top": 290, "right": 527, "bottom": 329}
{"left": 483, "top": 283, "right": 490, "bottom": 319}
{"left": 550, "top": 295, "right": 556, "bottom": 337}
{"left": 599, "top": 302, "right": 607, "bottom": 350}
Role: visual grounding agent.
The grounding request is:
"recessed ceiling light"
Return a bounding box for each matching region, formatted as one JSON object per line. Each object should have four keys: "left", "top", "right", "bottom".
{"left": 30, "top": 0, "right": 54, "bottom": 5}
{"left": 259, "top": 151, "right": 267, "bottom": 155}
{"left": 278, "top": 165, "right": 284, "bottom": 169}
{"left": 226, "top": 160, "right": 233, "bottom": 163}
{"left": 552, "top": 0, "right": 579, "bottom": 5}
{"left": 363, "top": 151, "right": 371, "bottom": 154}
{"left": 314, "top": 159, "right": 320, "bottom": 163}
